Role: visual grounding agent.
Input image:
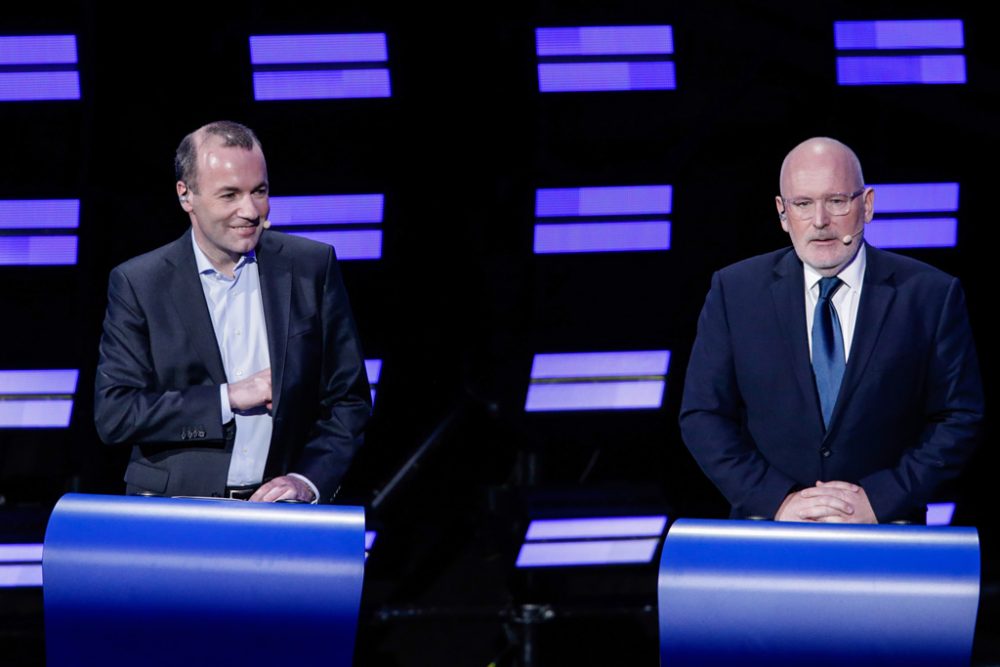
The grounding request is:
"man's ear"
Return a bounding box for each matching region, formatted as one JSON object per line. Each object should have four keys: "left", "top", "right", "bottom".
{"left": 775, "top": 196, "right": 790, "bottom": 232}
{"left": 176, "top": 181, "right": 193, "bottom": 212}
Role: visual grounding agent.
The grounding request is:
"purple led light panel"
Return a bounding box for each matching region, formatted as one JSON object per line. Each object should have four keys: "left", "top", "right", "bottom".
{"left": 866, "top": 218, "right": 957, "bottom": 248}
{"left": 538, "top": 62, "right": 675, "bottom": 92}
{"left": 290, "top": 230, "right": 382, "bottom": 260}
{"left": 516, "top": 539, "right": 660, "bottom": 567}
{"left": 837, "top": 55, "right": 966, "bottom": 85}
{"left": 534, "top": 221, "right": 670, "bottom": 253}
{"left": 0, "top": 544, "right": 43, "bottom": 562}
{"left": 834, "top": 20, "right": 963, "bottom": 50}
{"left": 0, "top": 199, "right": 80, "bottom": 229}
{"left": 525, "top": 380, "right": 665, "bottom": 411}
{"left": 871, "top": 183, "right": 958, "bottom": 213}
{"left": 536, "top": 186, "right": 672, "bottom": 217}
{"left": 0, "top": 35, "right": 77, "bottom": 65}
{"left": 0, "top": 399, "right": 74, "bottom": 428}
{"left": 250, "top": 34, "right": 387, "bottom": 65}
{"left": 365, "top": 359, "right": 382, "bottom": 384}
{"left": 253, "top": 69, "right": 391, "bottom": 100}
{"left": 0, "top": 71, "right": 81, "bottom": 101}
{"left": 365, "top": 531, "right": 377, "bottom": 550}
{"left": 0, "top": 564, "right": 42, "bottom": 588}
{"left": 926, "top": 503, "right": 956, "bottom": 526}
{"left": 531, "top": 351, "right": 670, "bottom": 379}
{"left": 269, "top": 194, "right": 383, "bottom": 225}
{"left": 0, "top": 369, "right": 78, "bottom": 394}
{"left": 0, "top": 236, "right": 77, "bottom": 265}
{"left": 536, "top": 26, "right": 673, "bottom": 56}
{"left": 526, "top": 516, "right": 667, "bottom": 540}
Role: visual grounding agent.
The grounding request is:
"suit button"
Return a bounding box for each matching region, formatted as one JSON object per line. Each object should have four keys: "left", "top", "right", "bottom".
{"left": 819, "top": 447, "right": 831, "bottom": 458}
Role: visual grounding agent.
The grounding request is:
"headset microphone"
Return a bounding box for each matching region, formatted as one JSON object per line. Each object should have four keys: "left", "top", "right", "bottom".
{"left": 261, "top": 217, "right": 271, "bottom": 229}
{"left": 842, "top": 229, "right": 863, "bottom": 245}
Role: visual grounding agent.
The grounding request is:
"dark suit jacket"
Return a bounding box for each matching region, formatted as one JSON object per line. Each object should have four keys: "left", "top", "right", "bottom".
{"left": 679, "top": 244, "right": 983, "bottom": 522}
{"left": 94, "top": 229, "right": 371, "bottom": 501}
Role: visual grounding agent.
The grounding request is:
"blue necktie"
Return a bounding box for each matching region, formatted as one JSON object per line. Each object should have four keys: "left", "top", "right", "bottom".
{"left": 812, "top": 277, "right": 845, "bottom": 428}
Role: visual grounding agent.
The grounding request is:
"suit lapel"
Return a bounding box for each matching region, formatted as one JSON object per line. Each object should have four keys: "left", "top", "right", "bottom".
{"left": 165, "top": 230, "right": 227, "bottom": 384}
{"left": 769, "top": 250, "right": 824, "bottom": 429}
{"left": 826, "top": 244, "right": 896, "bottom": 435}
{"left": 256, "top": 232, "right": 292, "bottom": 417}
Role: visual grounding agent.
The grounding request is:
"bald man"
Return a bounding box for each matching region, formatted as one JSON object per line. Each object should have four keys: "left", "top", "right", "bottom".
{"left": 95, "top": 120, "right": 370, "bottom": 502}
{"left": 679, "top": 137, "right": 983, "bottom": 523}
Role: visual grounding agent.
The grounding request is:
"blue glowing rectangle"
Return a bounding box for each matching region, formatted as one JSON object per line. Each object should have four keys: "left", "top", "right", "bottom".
{"left": 365, "top": 359, "right": 382, "bottom": 384}
{"left": 0, "top": 399, "right": 74, "bottom": 428}
{"left": 538, "top": 61, "right": 675, "bottom": 92}
{"left": 0, "top": 544, "right": 43, "bottom": 562}
{"left": 525, "top": 380, "right": 665, "bottom": 411}
{"left": 0, "top": 564, "right": 42, "bottom": 587}
{"left": 0, "top": 71, "right": 81, "bottom": 101}
{"left": 531, "top": 351, "right": 670, "bottom": 379}
{"left": 0, "top": 35, "right": 77, "bottom": 65}
{"left": 866, "top": 218, "right": 957, "bottom": 248}
{"left": 871, "top": 183, "right": 958, "bottom": 213}
{"left": 250, "top": 34, "right": 388, "bottom": 65}
{"left": 526, "top": 516, "right": 667, "bottom": 540}
{"left": 290, "top": 230, "right": 382, "bottom": 260}
{"left": 253, "top": 69, "right": 391, "bottom": 100}
{"left": 834, "top": 20, "right": 963, "bottom": 50}
{"left": 536, "top": 26, "right": 673, "bottom": 56}
{"left": 534, "top": 221, "right": 670, "bottom": 253}
{"left": 269, "top": 194, "right": 383, "bottom": 225}
{"left": 364, "top": 531, "right": 377, "bottom": 550}
{"left": 536, "top": 185, "right": 672, "bottom": 217}
{"left": 0, "top": 235, "right": 77, "bottom": 265}
{"left": 0, "top": 369, "right": 79, "bottom": 394}
{"left": 926, "top": 502, "right": 955, "bottom": 526}
{"left": 516, "top": 538, "right": 660, "bottom": 567}
{"left": 837, "top": 55, "right": 965, "bottom": 85}
{"left": 0, "top": 199, "right": 80, "bottom": 229}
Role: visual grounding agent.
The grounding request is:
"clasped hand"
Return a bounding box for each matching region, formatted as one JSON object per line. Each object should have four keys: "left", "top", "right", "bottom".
{"left": 775, "top": 481, "right": 877, "bottom": 523}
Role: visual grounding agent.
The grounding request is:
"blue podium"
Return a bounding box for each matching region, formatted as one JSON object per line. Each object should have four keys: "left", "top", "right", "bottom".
{"left": 658, "top": 519, "right": 980, "bottom": 667}
{"left": 43, "top": 494, "right": 365, "bottom": 667}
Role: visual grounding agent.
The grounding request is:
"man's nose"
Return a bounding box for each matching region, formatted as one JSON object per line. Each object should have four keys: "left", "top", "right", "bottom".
{"left": 237, "top": 194, "right": 263, "bottom": 220}
{"left": 812, "top": 203, "right": 830, "bottom": 228}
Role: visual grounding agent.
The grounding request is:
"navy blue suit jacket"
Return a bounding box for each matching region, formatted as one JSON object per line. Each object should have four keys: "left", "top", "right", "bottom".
{"left": 95, "top": 229, "right": 371, "bottom": 501}
{"left": 679, "top": 244, "right": 983, "bottom": 522}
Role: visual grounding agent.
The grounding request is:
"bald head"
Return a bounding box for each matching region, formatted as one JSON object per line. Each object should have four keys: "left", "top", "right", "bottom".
{"left": 779, "top": 137, "right": 864, "bottom": 197}
{"left": 175, "top": 120, "right": 261, "bottom": 194}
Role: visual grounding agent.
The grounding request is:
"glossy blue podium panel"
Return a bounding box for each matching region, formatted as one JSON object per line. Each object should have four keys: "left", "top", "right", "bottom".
{"left": 44, "top": 494, "right": 365, "bottom": 667}
{"left": 658, "top": 519, "right": 979, "bottom": 667}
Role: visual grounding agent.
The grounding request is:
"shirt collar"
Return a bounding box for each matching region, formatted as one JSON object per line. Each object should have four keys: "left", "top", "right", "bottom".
{"left": 804, "top": 242, "right": 866, "bottom": 293}
{"left": 190, "top": 231, "right": 256, "bottom": 276}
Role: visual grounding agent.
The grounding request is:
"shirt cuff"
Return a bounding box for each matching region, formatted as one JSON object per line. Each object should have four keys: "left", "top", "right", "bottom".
{"left": 220, "top": 384, "right": 234, "bottom": 424}
{"left": 287, "top": 473, "right": 320, "bottom": 504}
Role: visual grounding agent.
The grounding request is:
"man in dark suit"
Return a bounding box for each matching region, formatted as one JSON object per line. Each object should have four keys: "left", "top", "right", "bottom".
{"left": 679, "top": 137, "right": 983, "bottom": 523}
{"left": 95, "top": 120, "right": 370, "bottom": 503}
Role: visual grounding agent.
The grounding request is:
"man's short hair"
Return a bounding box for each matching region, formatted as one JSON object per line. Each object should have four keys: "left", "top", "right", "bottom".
{"left": 174, "top": 120, "right": 261, "bottom": 192}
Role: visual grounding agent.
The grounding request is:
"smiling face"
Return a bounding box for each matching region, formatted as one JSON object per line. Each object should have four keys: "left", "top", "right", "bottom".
{"left": 177, "top": 134, "right": 269, "bottom": 275}
{"left": 774, "top": 138, "right": 874, "bottom": 277}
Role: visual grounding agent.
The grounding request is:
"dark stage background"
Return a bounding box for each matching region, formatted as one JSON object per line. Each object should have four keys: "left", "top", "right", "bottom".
{"left": 1, "top": 1, "right": 997, "bottom": 665}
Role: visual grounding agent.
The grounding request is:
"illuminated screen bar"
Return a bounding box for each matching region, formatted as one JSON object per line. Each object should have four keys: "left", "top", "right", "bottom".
{"left": 866, "top": 218, "right": 957, "bottom": 248}
{"left": 0, "top": 369, "right": 78, "bottom": 428}
{"left": 250, "top": 33, "right": 391, "bottom": 100}
{"left": 0, "top": 544, "right": 43, "bottom": 562}
{"left": 0, "top": 236, "right": 77, "bottom": 265}
{"left": 834, "top": 20, "right": 964, "bottom": 50}
{"left": 526, "top": 516, "right": 667, "bottom": 540}
{"left": 269, "top": 194, "right": 384, "bottom": 225}
{"left": 366, "top": 359, "right": 381, "bottom": 405}
{"left": 531, "top": 351, "right": 670, "bottom": 379}
{"left": 0, "top": 35, "right": 80, "bottom": 101}
{"left": 526, "top": 381, "right": 665, "bottom": 411}
{"left": 250, "top": 34, "right": 388, "bottom": 64}
{"left": 0, "top": 35, "right": 77, "bottom": 65}
{"left": 290, "top": 230, "right": 382, "bottom": 260}
{"left": 926, "top": 502, "right": 956, "bottom": 527}
{"left": 0, "top": 369, "right": 79, "bottom": 393}
{"left": 534, "top": 221, "right": 670, "bottom": 253}
{"left": 837, "top": 55, "right": 965, "bottom": 85}
{"left": 0, "top": 564, "right": 42, "bottom": 587}
{"left": 0, "top": 399, "right": 74, "bottom": 428}
{"left": 536, "top": 185, "right": 671, "bottom": 217}
{"left": 538, "top": 61, "right": 675, "bottom": 92}
{"left": 872, "top": 182, "right": 958, "bottom": 212}
{"left": 0, "top": 71, "right": 81, "bottom": 101}
{"left": 536, "top": 26, "right": 673, "bottom": 56}
{"left": 365, "top": 531, "right": 377, "bottom": 550}
{"left": 0, "top": 199, "right": 80, "bottom": 229}
{"left": 516, "top": 538, "right": 660, "bottom": 567}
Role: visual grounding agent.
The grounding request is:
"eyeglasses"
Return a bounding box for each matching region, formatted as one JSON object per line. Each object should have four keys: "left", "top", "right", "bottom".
{"left": 781, "top": 188, "right": 865, "bottom": 220}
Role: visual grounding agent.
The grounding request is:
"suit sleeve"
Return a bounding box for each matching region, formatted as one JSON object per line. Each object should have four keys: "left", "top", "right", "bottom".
{"left": 859, "top": 278, "right": 984, "bottom": 520}
{"left": 94, "top": 266, "right": 225, "bottom": 445}
{"left": 289, "top": 248, "right": 371, "bottom": 500}
{"left": 679, "top": 271, "right": 798, "bottom": 518}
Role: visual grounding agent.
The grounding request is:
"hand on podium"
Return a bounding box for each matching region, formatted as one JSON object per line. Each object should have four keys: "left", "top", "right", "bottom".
{"left": 775, "top": 481, "right": 877, "bottom": 524}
